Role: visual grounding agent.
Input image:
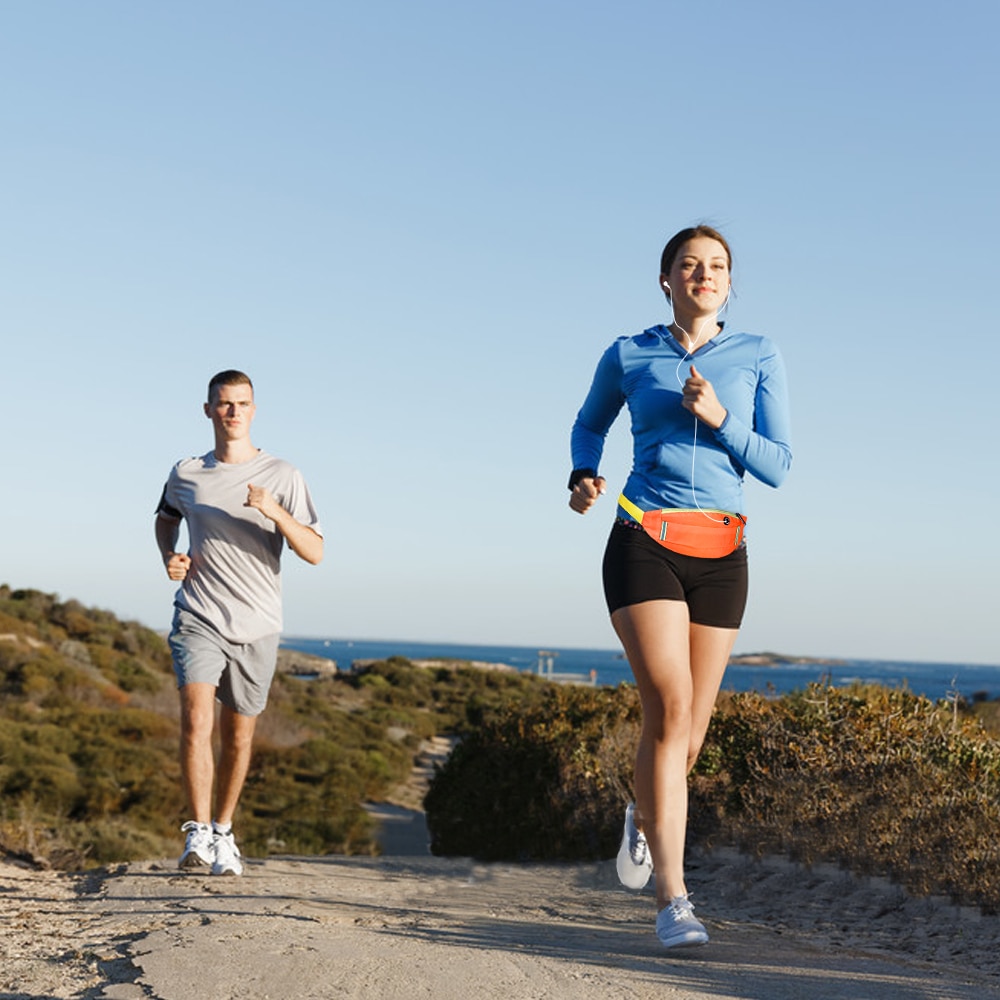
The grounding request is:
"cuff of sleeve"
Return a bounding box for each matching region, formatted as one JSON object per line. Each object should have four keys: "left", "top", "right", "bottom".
{"left": 568, "top": 467, "right": 597, "bottom": 490}
{"left": 711, "top": 411, "right": 731, "bottom": 440}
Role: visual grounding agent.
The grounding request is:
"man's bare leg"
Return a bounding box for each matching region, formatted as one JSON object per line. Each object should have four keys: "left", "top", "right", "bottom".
{"left": 179, "top": 682, "right": 218, "bottom": 824}
{"left": 215, "top": 705, "right": 257, "bottom": 826}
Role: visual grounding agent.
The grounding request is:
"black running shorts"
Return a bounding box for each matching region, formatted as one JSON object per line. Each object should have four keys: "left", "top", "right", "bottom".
{"left": 602, "top": 519, "right": 749, "bottom": 628}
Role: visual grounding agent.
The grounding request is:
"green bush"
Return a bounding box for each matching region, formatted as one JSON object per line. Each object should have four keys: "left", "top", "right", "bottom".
{"left": 425, "top": 679, "right": 1000, "bottom": 911}
{"left": 425, "top": 684, "right": 641, "bottom": 860}
{"left": 689, "top": 684, "right": 1000, "bottom": 910}
{"left": 11, "top": 583, "right": 1000, "bottom": 911}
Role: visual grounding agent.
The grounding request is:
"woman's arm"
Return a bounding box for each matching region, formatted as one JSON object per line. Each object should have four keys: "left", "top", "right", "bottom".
{"left": 570, "top": 342, "right": 626, "bottom": 475}
{"left": 712, "top": 342, "right": 792, "bottom": 488}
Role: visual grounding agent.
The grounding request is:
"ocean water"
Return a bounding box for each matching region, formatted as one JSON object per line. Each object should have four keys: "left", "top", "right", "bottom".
{"left": 281, "top": 636, "right": 1000, "bottom": 702}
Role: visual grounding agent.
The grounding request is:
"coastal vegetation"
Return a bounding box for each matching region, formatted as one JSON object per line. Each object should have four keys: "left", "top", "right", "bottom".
{"left": 427, "top": 681, "right": 1000, "bottom": 912}
{"left": 0, "top": 586, "right": 544, "bottom": 866}
{"left": 3, "top": 585, "right": 1000, "bottom": 912}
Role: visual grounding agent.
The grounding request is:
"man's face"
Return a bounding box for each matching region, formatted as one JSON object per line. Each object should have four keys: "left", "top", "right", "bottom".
{"left": 205, "top": 382, "right": 256, "bottom": 440}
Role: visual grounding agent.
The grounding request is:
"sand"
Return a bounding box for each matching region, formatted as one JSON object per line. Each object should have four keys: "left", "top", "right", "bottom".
{"left": 2, "top": 845, "right": 1000, "bottom": 1000}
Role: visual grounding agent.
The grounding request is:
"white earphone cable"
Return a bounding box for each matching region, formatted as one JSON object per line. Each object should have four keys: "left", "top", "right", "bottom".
{"left": 667, "top": 288, "right": 731, "bottom": 523}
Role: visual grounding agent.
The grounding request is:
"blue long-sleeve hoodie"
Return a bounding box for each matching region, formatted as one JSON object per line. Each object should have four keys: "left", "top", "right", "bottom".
{"left": 570, "top": 324, "right": 792, "bottom": 518}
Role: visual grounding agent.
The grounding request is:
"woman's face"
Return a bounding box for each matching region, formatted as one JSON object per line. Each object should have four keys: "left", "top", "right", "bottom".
{"left": 662, "top": 236, "right": 731, "bottom": 315}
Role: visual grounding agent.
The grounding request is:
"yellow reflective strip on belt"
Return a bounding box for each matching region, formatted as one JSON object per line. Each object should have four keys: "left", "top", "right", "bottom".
{"left": 617, "top": 493, "right": 646, "bottom": 523}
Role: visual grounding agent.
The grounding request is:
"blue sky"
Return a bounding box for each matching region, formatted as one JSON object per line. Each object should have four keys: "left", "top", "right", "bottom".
{"left": 2, "top": 1, "right": 997, "bottom": 664}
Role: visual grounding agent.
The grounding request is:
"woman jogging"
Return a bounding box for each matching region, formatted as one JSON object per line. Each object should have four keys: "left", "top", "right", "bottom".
{"left": 567, "top": 225, "right": 792, "bottom": 948}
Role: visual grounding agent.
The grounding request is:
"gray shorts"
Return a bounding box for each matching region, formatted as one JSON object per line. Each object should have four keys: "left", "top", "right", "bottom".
{"left": 168, "top": 607, "right": 280, "bottom": 716}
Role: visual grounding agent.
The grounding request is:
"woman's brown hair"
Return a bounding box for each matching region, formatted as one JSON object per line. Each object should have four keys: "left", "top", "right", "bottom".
{"left": 659, "top": 225, "right": 732, "bottom": 278}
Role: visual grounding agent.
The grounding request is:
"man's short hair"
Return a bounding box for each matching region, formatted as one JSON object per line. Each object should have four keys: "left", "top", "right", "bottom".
{"left": 207, "top": 370, "right": 254, "bottom": 404}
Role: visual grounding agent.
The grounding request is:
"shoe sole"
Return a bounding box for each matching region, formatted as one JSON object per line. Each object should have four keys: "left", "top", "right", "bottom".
{"left": 616, "top": 807, "right": 653, "bottom": 890}
{"left": 178, "top": 854, "right": 211, "bottom": 871}
{"left": 659, "top": 933, "right": 709, "bottom": 949}
{"left": 616, "top": 847, "right": 653, "bottom": 889}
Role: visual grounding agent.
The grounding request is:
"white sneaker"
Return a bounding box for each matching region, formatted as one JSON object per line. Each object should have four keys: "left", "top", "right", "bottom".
{"left": 211, "top": 830, "right": 243, "bottom": 876}
{"left": 178, "top": 821, "right": 214, "bottom": 870}
{"left": 616, "top": 803, "right": 653, "bottom": 889}
{"left": 656, "top": 895, "right": 709, "bottom": 948}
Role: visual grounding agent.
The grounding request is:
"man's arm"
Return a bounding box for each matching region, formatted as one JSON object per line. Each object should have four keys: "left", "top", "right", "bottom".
{"left": 155, "top": 512, "right": 192, "bottom": 580}
{"left": 245, "top": 484, "right": 324, "bottom": 565}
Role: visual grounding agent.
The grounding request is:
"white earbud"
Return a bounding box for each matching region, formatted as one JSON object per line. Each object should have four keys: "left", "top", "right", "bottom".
{"left": 662, "top": 282, "right": 671, "bottom": 290}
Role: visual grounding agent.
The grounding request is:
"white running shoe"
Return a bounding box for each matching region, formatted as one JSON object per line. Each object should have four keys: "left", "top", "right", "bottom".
{"left": 178, "top": 821, "right": 214, "bottom": 870}
{"left": 211, "top": 830, "right": 244, "bottom": 876}
{"left": 656, "top": 895, "right": 709, "bottom": 948}
{"left": 616, "top": 802, "right": 653, "bottom": 889}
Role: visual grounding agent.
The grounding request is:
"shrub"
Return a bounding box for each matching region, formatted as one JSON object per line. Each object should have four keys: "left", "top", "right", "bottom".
{"left": 425, "top": 684, "right": 641, "bottom": 860}
{"left": 426, "top": 680, "right": 1000, "bottom": 911}
{"left": 690, "top": 684, "right": 1000, "bottom": 910}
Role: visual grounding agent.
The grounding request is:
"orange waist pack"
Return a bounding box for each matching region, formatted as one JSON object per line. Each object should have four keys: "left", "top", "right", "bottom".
{"left": 618, "top": 493, "right": 746, "bottom": 559}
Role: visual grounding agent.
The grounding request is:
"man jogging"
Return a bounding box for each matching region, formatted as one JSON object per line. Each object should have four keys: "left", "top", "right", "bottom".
{"left": 155, "top": 370, "right": 323, "bottom": 875}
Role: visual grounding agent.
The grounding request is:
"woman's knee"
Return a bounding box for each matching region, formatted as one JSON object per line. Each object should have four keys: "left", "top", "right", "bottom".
{"left": 641, "top": 694, "right": 694, "bottom": 745}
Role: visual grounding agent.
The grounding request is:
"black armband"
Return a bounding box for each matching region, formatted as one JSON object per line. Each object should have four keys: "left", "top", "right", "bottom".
{"left": 567, "top": 468, "right": 597, "bottom": 490}
{"left": 155, "top": 485, "right": 183, "bottom": 520}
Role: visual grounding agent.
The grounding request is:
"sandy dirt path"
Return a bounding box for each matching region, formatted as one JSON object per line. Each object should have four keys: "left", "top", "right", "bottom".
{"left": 2, "top": 849, "right": 1000, "bottom": 999}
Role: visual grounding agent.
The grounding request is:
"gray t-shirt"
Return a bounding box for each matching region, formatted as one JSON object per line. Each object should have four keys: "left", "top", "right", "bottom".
{"left": 159, "top": 450, "right": 322, "bottom": 643}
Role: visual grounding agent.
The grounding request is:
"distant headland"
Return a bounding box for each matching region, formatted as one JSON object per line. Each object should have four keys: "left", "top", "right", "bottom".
{"left": 729, "top": 652, "right": 848, "bottom": 667}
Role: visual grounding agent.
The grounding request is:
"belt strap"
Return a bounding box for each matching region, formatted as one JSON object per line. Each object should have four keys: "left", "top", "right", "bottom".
{"left": 618, "top": 493, "right": 646, "bottom": 523}
{"left": 618, "top": 493, "right": 739, "bottom": 524}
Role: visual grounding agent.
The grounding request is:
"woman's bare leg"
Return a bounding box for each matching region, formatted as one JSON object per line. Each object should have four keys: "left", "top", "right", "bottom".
{"left": 612, "top": 601, "right": 738, "bottom": 907}
{"left": 687, "top": 623, "right": 739, "bottom": 769}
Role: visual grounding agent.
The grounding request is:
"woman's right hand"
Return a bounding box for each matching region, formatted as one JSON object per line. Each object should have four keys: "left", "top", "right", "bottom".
{"left": 569, "top": 476, "right": 606, "bottom": 514}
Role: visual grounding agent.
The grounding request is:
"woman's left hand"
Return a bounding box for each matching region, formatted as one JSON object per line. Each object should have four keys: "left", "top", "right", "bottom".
{"left": 682, "top": 365, "right": 727, "bottom": 429}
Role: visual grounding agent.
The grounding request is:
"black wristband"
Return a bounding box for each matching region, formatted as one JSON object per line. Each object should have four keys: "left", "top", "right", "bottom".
{"left": 567, "top": 468, "right": 597, "bottom": 491}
